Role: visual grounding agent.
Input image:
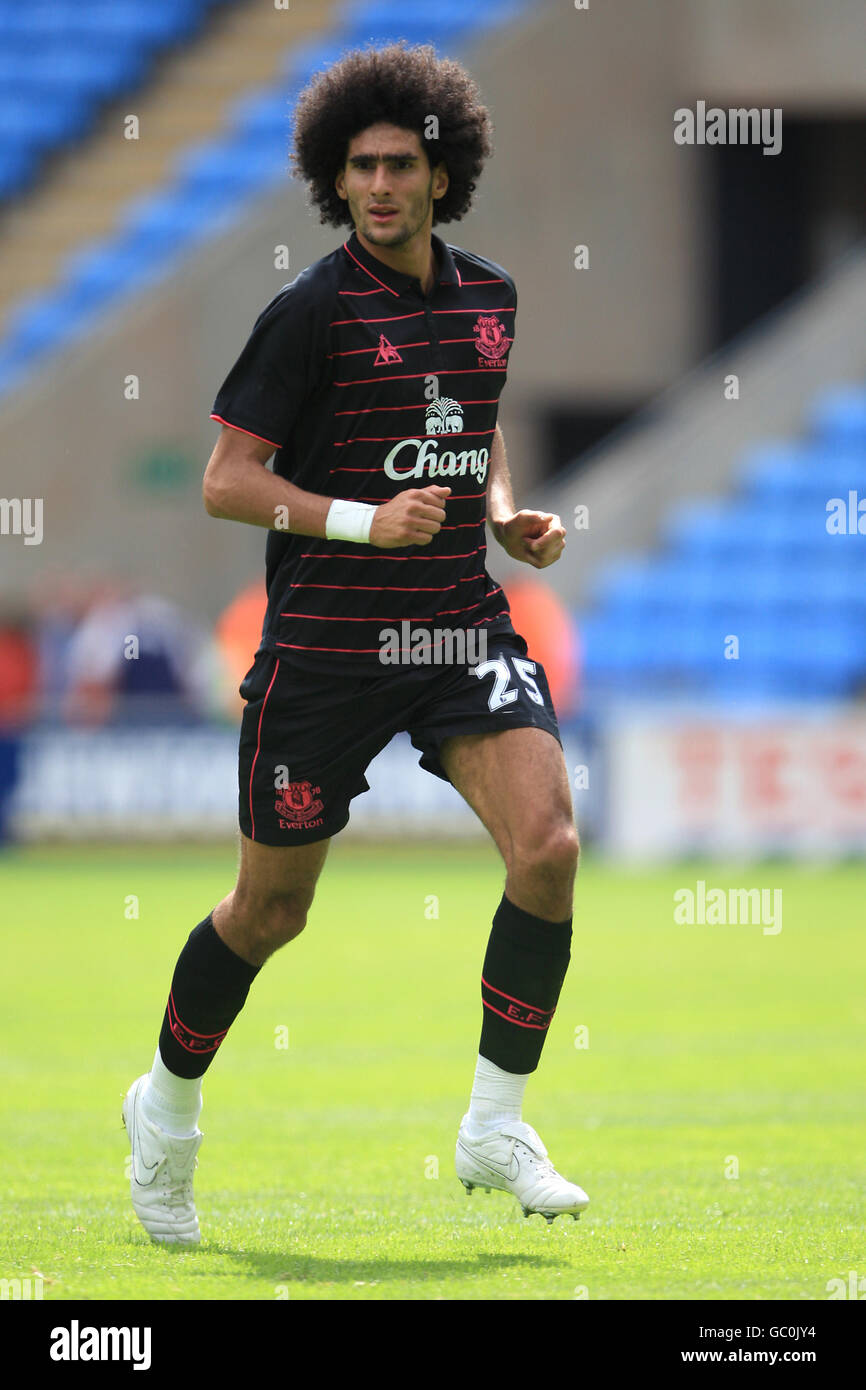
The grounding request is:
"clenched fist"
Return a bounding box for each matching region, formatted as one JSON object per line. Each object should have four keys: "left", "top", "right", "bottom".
{"left": 370, "top": 486, "right": 451, "bottom": 548}
{"left": 493, "top": 510, "right": 567, "bottom": 568}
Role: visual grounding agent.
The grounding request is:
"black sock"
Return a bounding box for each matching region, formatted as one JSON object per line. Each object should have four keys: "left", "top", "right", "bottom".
{"left": 479, "top": 894, "right": 572, "bottom": 1074}
{"left": 157, "top": 914, "right": 261, "bottom": 1080}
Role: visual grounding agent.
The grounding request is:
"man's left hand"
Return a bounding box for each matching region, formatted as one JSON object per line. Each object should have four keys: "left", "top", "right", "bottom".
{"left": 493, "top": 510, "right": 566, "bottom": 568}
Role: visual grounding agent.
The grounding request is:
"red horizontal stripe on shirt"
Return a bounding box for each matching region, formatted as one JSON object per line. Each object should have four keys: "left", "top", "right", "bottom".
{"left": 274, "top": 612, "right": 510, "bottom": 655}
{"left": 353, "top": 491, "right": 488, "bottom": 503}
{"left": 278, "top": 593, "right": 502, "bottom": 622}
{"left": 439, "top": 337, "right": 498, "bottom": 346}
{"left": 332, "top": 429, "right": 493, "bottom": 445}
{"left": 329, "top": 304, "right": 514, "bottom": 329}
{"left": 327, "top": 339, "right": 429, "bottom": 358}
{"left": 288, "top": 578, "right": 483, "bottom": 592}
{"left": 333, "top": 400, "right": 499, "bottom": 415}
{"left": 329, "top": 310, "right": 425, "bottom": 328}
{"left": 298, "top": 548, "right": 484, "bottom": 562}
{"left": 431, "top": 306, "right": 515, "bottom": 315}
{"left": 334, "top": 368, "right": 511, "bottom": 387}
{"left": 276, "top": 641, "right": 396, "bottom": 653}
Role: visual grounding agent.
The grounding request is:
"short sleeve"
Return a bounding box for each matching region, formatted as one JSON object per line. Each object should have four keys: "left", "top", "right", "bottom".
{"left": 210, "top": 273, "right": 327, "bottom": 450}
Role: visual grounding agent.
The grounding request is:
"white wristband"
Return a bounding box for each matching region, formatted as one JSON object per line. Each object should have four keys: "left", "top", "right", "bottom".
{"left": 325, "top": 498, "right": 377, "bottom": 544}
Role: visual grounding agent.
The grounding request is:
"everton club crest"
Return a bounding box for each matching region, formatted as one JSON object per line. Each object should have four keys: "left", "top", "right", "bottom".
{"left": 473, "top": 313, "right": 511, "bottom": 367}
{"left": 275, "top": 779, "right": 324, "bottom": 828}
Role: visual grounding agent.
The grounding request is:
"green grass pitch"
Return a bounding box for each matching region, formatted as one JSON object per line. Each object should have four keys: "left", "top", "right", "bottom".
{"left": 0, "top": 841, "right": 863, "bottom": 1301}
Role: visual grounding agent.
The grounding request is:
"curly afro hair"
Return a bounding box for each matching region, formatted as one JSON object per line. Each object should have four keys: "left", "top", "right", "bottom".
{"left": 290, "top": 42, "right": 493, "bottom": 227}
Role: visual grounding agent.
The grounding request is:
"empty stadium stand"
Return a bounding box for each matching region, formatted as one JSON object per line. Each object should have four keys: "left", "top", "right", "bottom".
{"left": 579, "top": 384, "right": 866, "bottom": 701}
{"left": 0, "top": 0, "right": 527, "bottom": 396}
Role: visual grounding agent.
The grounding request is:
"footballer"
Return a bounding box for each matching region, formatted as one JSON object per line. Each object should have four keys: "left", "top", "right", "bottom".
{"left": 123, "top": 42, "right": 589, "bottom": 1241}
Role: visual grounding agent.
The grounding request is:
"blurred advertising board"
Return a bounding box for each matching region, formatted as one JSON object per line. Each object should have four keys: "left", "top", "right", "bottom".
{"left": 603, "top": 707, "right": 866, "bottom": 859}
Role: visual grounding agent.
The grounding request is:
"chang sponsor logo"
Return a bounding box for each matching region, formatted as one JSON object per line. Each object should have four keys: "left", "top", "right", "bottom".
{"left": 424, "top": 397, "right": 463, "bottom": 433}
{"left": 383, "top": 399, "right": 489, "bottom": 485}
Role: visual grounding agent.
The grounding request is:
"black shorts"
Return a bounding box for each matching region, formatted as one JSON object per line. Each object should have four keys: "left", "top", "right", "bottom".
{"left": 237, "top": 636, "right": 562, "bottom": 845}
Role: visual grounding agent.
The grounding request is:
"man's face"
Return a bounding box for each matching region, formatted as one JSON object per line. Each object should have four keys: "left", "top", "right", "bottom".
{"left": 335, "top": 123, "right": 448, "bottom": 247}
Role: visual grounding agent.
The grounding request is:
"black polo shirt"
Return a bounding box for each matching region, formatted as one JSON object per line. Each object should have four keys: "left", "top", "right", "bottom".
{"left": 211, "top": 228, "right": 519, "bottom": 672}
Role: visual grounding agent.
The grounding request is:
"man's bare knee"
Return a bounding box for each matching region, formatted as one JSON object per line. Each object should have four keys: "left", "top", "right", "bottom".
{"left": 216, "top": 885, "right": 313, "bottom": 966}
{"left": 245, "top": 890, "right": 310, "bottom": 956}
{"left": 510, "top": 821, "right": 579, "bottom": 885}
{"left": 213, "top": 834, "right": 330, "bottom": 965}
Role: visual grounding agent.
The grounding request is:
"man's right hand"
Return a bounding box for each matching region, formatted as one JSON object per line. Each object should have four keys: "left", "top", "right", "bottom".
{"left": 370, "top": 486, "right": 451, "bottom": 548}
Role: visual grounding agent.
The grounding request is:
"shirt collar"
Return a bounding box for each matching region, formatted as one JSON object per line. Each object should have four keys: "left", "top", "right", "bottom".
{"left": 344, "top": 230, "right": 459, "bottom": 297}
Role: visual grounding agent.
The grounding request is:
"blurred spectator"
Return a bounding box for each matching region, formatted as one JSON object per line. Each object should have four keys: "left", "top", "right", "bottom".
{"left": 28, "top": 575, "right": 107, "bottom": 724}
{"left": 503, "top": 576, "right": 582, "bottom": 719}
{"left": 0, "top": 615, "right": 37, "bottom": 727}
{"left": 63, "top": 589, "right": 225, "bottom": 725}
{"left": 214, "top": 580, "right": 267, "bottom": 717}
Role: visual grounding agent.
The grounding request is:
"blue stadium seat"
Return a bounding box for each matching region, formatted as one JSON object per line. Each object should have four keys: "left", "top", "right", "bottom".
{"left": 117, "top": 187, "right": 245, "bottom": 258}
{"left": 172, "top": 139, "right": 287, "bottom": 200}
{"left": 582, "top": 548, "right": 866, "bottom": 701}
{"left": 737, "top": 442, "right": 819, "bottom": 501}
{"left": 22, "top": 43, "right": 150, "bottom": 100}
{"left": 63, "top": 2, "right": 213, "bottom": 48}
{"left": 229, "top": 91, "right": 294, "bottom": 144}
{"left": 339, "top": 17, "right": 476, "bottom": 47}
{"left": 281, "top": 39, "right": 352, "bottom": 85}
{"left": 0, "top": 189, "right": 250, "bottom": 381}
{"left": 0, "top": 287, "right": 100, "bottom": 362}
{"left": 62, "top": 241, "right": 171, "bottom": 308}
{"left": 0, "top": 0, "right": 226, "bottom": 218}
{"left": 580, "top": 615, "right": 653, "bottom": 680}
{"left": 588, "top": 557, "right": 653, "bottom": 606}
{"left": 0, "top": 0, "right": 533, "bottom": 377}
{"left": 0, "top": 1, "right": 213, "bottom": 47}
{"left": 718, "top": 615, "right": 864, "bottom": 698}
{"left": 0, "top": 91, "right": 94, "bottom": 152}
{"left": 739, "top": 441, "right": 866, "bottom": 509}
{"left": 809, "top": 386, "right": 866, "bottom": 451}
{"left": 663, "top": 502, "right": 762, "bottom": 557}
{"left": 336, "top": 0, "right": 525, "bottom": 44}
{"left": 581, "top": 383, "right": 866, "bottom": 703}
{"left": 0, "top": 146, "right": 38, "bottom": 199}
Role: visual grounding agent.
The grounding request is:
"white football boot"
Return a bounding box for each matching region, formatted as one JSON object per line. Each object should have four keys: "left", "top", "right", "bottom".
{"left": 122, "top": 1074, "right": 202, "bottom": 1245}
{"left": 456, "top": 1114, "right": 589, "bottom": 1224}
